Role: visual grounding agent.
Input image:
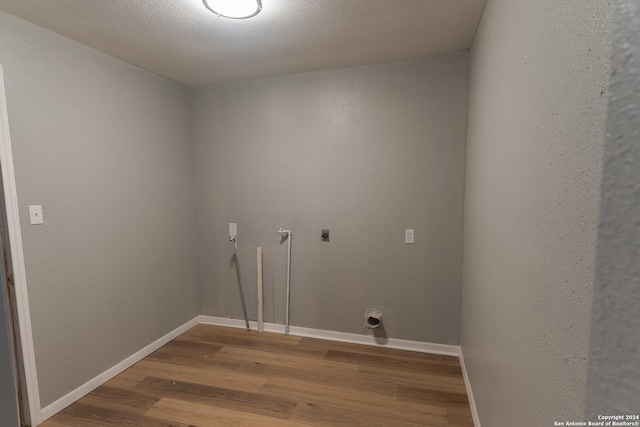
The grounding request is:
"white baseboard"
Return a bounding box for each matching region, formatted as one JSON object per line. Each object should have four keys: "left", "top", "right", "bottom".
{"left": 199, "top": 316, "right": 460, "bottom": 357}
{"left": 40, "top": 316, "right": 200, "bottom": 421}
{"left": 459, "top": 347, "right": 481, "bottom": 427}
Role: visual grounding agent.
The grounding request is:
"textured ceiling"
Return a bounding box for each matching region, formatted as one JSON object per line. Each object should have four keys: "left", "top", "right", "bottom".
{"left": 0, "top": 0, "right": 487, "bottom": 87}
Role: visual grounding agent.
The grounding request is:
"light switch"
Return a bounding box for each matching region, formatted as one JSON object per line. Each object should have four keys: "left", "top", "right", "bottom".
{"left": 405, "top": 229, "right": 415, "bottom": 244}
{"left": 29, "top": 205, "right": 44, "bottom": 225}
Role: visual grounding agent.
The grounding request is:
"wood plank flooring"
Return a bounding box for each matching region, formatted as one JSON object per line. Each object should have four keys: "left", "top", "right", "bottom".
{"left": 40, "top": 324, "right": 473, "bottom": 426}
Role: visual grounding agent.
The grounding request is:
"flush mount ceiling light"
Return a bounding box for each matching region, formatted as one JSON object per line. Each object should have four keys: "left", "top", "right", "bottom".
{"left": 203, "top": 0, "right": 262, "bottom": 19}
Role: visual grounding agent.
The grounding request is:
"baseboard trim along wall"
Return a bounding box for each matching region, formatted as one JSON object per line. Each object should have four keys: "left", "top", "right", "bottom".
{"left": 200, "top": 315, "right": 461, "bottom": 357}
{"left": 40, "top": 315, "right": 481, "bottom": 426}
{"left": 40, "top": 316, "right": 201, "bottom": 421}
{"left": 459, "top": 347, "right": 482, "bottom": 427}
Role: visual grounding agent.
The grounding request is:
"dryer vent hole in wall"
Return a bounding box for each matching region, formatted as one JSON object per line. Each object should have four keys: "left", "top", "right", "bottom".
{"left": 368, "top": 317, "right": 380, "bottom": 327}
{"left": 365, "top": 310, "right": 383, "bottom": 329}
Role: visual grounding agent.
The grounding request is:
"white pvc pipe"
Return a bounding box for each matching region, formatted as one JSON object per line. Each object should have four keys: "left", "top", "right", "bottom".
{"left": 277, "top": 228, "right": 292, "bottom": 335}
{"left": 285, "top": 232, "right": 291, "bottom": 335}
{"left": 257, "top": 247, "right": 264, "bottom": 334}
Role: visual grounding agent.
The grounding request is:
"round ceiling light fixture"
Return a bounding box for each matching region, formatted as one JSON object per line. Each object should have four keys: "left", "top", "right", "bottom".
{"left": 202, "top": 0, "right": 262, "bottom": 19}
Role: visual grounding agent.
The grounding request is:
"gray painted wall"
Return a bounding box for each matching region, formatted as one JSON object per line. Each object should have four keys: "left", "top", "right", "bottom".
{"left": 190, "top": 53, "right": 468, "bottom": 344}
{"left": 0, "top": 12, "right": 200, "bottom": 406}
{"left": 461, "top": 0, "right": 613, "bottom": 425}
{"left": 587, "top": 0, "right": 640, "bottom": 416}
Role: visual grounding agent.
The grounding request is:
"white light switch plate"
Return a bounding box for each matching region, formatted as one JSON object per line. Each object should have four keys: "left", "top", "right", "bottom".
{"left": 29, "top": 205, "right": 44, "bottom": 225}
{"left": 405, "top": 229, "right": 415, "bottom": 244}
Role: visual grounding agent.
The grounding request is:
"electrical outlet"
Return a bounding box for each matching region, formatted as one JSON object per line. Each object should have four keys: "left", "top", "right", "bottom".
{"left": 405, "top": 229, "right": 415, "bottom": 244}
{"left": 321, "top": 229, "right": 330, "bottom": 242}
{"left": 229, "top": 223, "right": 237, "bottom": 236}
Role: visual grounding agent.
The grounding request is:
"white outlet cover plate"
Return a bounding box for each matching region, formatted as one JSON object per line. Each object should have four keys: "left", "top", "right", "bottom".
{"left": 29, "top": 205, "right": 44, "bottom": 225}
{"left": 405, "top": 229, "right": 415, "bottom": 244}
